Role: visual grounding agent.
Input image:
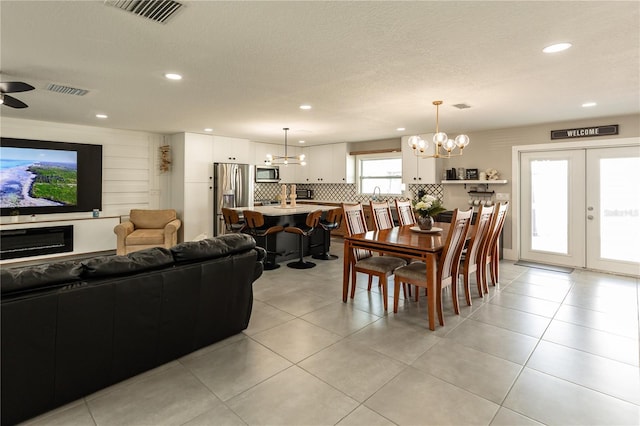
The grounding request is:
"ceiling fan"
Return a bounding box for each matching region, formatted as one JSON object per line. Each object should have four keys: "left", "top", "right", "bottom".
{"left": 0, "top": 81, "right": 35, "bottom": 108}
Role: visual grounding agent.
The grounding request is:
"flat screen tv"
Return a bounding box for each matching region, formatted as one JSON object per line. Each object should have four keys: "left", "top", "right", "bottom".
{"left": 0, "top": 137, "right": 102, "bottom": 216}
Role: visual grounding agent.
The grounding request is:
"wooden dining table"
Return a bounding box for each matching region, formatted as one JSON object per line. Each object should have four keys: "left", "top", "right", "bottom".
{"left": 342, "top": 222, "right": 452, "bottom": 331}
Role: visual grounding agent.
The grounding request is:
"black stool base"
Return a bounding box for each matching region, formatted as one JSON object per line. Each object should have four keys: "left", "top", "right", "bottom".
{"left": 264, "top": 262, "right": 281, "bottom": 270}
{"left": 287, "top": 260, "right": 316, "bottom": 269}
{"left": 312, "top": 253, "right": 338, "bottom": 260}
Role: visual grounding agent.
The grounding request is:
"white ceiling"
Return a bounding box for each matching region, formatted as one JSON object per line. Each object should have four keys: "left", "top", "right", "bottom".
{"left": 1, "top": 1, "right": 638, "bottom": 145}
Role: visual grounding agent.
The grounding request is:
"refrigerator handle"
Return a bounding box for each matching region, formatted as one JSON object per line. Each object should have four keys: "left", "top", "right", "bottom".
{"left": 235, "top": 166, "right": 242, "bottom": 207}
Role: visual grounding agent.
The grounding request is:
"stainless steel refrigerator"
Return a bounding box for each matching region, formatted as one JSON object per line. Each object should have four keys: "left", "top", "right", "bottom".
{"left": 213, "top": 163, "right": 254, "bottom": 236}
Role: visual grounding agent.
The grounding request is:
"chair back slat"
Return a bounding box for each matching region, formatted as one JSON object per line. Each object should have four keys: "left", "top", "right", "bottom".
{"left": 370, "top": 200, "right": 394, "bottom": 230}
{"left": 439, "top": 208, "right": 473, "bottom": 281}
{"left": 395, "top": 199, "right": 416, "bottom": 226}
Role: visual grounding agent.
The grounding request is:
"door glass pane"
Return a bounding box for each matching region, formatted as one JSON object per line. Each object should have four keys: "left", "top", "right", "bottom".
{"left": 530, "top": 159, "right": 568, "bottom": 253}
{"left": 599, "top": 157, "right": 640, "bottom": 262}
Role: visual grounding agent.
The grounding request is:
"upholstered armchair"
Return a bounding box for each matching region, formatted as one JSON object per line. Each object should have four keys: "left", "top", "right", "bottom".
{"left": 114, "top": 209, "right": 182, "bottom": 255}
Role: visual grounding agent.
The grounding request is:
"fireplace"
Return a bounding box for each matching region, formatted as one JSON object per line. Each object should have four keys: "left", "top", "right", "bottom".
{"left": 0, "top": 225, "right": 74, "bottom": 260}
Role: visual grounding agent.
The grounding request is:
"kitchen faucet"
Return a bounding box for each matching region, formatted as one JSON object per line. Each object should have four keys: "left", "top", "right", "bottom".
{"left": 372, "top": 186, "right": 381, "bottom": 201}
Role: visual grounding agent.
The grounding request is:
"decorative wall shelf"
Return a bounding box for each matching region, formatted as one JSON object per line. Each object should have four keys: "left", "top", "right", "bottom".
{"left": 441, "top": 180, "right": 508, "bottom": 185}
{"left": 441, "top": 179, "right": 508, "bottom": 190}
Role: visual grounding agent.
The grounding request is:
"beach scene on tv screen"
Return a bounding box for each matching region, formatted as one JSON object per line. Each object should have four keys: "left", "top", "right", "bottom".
{"left": 0, "top": 147, "right": 78, "bottom": 208}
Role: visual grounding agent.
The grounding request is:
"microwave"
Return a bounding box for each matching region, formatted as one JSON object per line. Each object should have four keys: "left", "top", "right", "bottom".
{"left": 255, "top": 165, "right": 280, "bottom": 182}
{"left": 296, "top": 188, "right": 314, "bottom": 199}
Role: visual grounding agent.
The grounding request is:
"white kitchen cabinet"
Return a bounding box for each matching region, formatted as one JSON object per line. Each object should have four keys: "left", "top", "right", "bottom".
{"left": 331, "top": 143, "right": 355, "bottom": 183}
{"left": 304, "top": 143, "right": 353, "bottom": 183}
{"left": 212, "top": 135, "right": 251, "bottom": 164}
{"left": 304, "top": 145, "right": 330, "bottom": 182}
{"left": 280, "top": 146, "right": 309, "bottom": 183}
{"left": 280, "top": 145, "right": 304, "bottom": 183}
{"left": 254, "top": 142, "right": 277, "bottom": 166}
{"left": 401, "top": 134, "right": 437, "bottom": 184}
{"left": 180, "top": 133, "right": 213, "bottom": 183}
{"left": 182, "top": 182, "right": 213, "bottom": 242}
{"left": 169, "top": 132, "right": 215, "bottom": 241}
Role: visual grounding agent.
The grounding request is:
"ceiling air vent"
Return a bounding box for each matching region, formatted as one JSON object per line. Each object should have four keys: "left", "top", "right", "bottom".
{"left": 452, "top": 103, "right": 471, "bottom": 109}
{"left": 46, "top": 83, "right": 89, "bottom": 96}
{"left": 105, "top": 0, "right": 183, "bottom": 24}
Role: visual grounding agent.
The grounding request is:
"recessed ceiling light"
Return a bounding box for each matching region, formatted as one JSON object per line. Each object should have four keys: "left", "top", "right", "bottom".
{"left": 543, "top": 43, "right": 572, "bottom": 53}
{"left": 298, "top": 140, "right": 305, "bottom": 144}
{"left": 396, "top": 127, "right": 405, "bottom": 131}
{"left": 96, "top": 114, "right": 108, "bottom": 119}
{"left": 204, "top": 128, "right": 213, "bottom": 132}
{"left": 582, "top": 102, "right": 597, "bottom": 108}
{"left": 299, "top": 105, "right": 312, "bottom": 110}
{"left": 164, "top": 73, "right": 182, "bottom": 80}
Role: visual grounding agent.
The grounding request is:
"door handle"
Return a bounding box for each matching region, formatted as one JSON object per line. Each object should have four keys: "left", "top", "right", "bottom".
{"left": 587, "top": 206, "right": 594, "bottom": 211}
{"left": 587, "top": 215, "right": 594, "bottom": 220}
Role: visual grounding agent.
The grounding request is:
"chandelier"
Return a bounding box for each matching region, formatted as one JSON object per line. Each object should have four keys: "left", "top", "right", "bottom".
{"left": 407, "top": 101, "right": 470, "bottom": 158}
{"left": 265, "top": 127, "right": 306, "bottom": 166}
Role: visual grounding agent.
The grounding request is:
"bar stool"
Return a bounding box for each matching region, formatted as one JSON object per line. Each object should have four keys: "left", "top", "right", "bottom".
{"left": 312, "top": 208, "right": 343, "bottom": 260}
{"left": 221, "top": 207, "right": 245, "bottom": 233}
{"left": 284, "top": 210, "right": 323, "bottom": 269}
{"left": 243, "top": 210, "right": 284, "bottom": 270}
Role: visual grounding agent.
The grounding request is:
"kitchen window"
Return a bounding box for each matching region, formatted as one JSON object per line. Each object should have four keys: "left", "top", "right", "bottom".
{"left": 357, "top": 152, "right": 402, "bottom": 195}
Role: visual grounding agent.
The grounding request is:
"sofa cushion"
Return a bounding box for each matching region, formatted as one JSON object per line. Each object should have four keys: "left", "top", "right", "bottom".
{"left": 82, "top": 247, "right": 174, "bottom": 278}
{"left": 129, "top": 209, "right": 177, "bottom": 229}
{"left": 1, "top": 260, "right": 84, "bottom": 295}
{"left": 126, "top": 229, "right": 165, "bottom": 245}
{"left": 171, "top": 233, "right": 256, "bottom": 263}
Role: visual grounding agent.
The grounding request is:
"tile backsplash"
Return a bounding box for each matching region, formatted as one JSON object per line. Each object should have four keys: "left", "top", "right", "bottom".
{"left": 254, "top": 183, "right": 443, "bottom": 203}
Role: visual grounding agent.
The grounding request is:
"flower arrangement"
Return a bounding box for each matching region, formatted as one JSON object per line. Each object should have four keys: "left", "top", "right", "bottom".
{"left": 413, "top": 194, "right": 447, "bottom": 218}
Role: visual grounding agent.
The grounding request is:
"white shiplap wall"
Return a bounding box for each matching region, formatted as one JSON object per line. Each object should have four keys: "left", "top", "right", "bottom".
{"left": 0, "top": 117, "right": 164, "bottom": 218}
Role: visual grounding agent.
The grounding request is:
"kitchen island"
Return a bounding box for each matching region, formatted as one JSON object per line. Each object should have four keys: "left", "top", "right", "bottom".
{"left": 233, "top": 204, "right": 338, "bottom": 264}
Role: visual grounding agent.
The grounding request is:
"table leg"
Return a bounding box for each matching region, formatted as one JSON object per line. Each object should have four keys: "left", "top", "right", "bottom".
{"left": 342, "top": 240, "right": 351, "bottom": 302}
{"left": 426, "top": 253, "right": 437, "bottom": 331}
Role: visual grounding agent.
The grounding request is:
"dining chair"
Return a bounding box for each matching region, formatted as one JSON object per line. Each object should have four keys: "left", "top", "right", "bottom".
{"left": 458, "top": 204, "right": 495, "bottom": 303}
{"left": 392, "top": 208, "right": 473, "bottom": 326}
{"left": 394, "top": 199, "right": 416, "bottom": 226}
{"left": 370, "top": 200, "right": 412, "bottom": 298}
{"left": 479, "top": 201, "right": 510, "bottom": 294}
{"left": 342, "top": 203, "right": 407, "bottom": 311}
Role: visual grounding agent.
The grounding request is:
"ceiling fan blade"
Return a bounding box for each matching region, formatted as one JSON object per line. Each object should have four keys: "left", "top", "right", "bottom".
{"left": 0, "top": 81, "right": 35, "bottom": 93}
{"left": 2, "top": 94, "right": 29, "bottom": 108}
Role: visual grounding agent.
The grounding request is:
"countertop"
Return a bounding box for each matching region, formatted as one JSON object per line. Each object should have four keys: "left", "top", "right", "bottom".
{"left": 233, "top": 204, "right": 336, "bottom": 216}
{"left": 297, "top": 199, "right": 357, "bottom": 205}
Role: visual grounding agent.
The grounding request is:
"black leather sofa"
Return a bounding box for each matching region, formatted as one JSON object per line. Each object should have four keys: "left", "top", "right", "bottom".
{"left": 0, "top": 233, "right": 265, "bottom": 426}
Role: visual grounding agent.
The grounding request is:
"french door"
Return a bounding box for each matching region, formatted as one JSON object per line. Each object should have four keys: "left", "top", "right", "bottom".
{"left": 520, "top": 146, "right": 640, "bottom": 275}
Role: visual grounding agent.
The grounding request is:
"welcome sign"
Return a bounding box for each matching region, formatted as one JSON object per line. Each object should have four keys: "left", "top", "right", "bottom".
{"left": 551, "top": 125, "right": 618, "bottom": 140}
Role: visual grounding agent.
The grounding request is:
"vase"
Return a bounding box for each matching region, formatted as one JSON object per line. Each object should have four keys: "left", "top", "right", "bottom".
{"left": 417, "top": 215, "right": 434, "bottom": 230}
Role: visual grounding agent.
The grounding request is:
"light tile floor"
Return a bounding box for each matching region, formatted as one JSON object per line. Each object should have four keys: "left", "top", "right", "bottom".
{"left": 23, "top": 240, "right": 640, "bottom": 425}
